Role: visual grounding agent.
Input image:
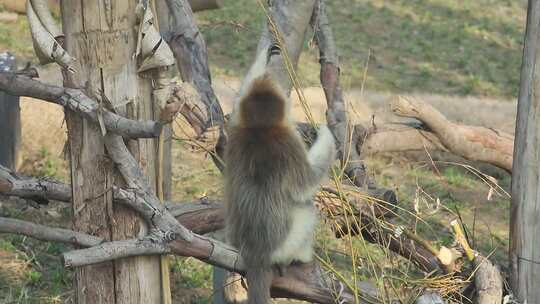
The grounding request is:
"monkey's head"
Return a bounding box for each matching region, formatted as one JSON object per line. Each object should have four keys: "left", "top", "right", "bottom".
{"left": 238, "top": 75, "right": 288, "bottom": 128}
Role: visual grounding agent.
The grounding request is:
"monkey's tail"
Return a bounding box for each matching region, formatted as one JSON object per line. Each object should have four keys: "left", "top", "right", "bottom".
{"left": 246, "top": 266, "right": 272, "bottom": 304}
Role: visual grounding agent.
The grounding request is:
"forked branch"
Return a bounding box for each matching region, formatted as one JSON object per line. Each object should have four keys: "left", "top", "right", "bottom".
{"left": 311, "top": 0, "right": 369, "bottom": 187}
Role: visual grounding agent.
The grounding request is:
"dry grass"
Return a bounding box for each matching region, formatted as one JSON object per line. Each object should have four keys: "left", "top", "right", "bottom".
{"left": 0, "top": 249, "right": 31, "bottom": 289}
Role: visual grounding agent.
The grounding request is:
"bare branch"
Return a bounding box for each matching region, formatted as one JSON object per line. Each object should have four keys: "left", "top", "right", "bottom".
{"left": 165, "top": 0, "right": 225, "bottom": 128}
{"left": 0, "top": 217, "right": 103, "bottom": 247}
{"left": 0, "top": 72, "right": 162, "bottom": 138}
{"left": 63, "top": 232, "right": 381, "bottom": 303}
{"left": 103, "top": 134, "right": 193, "bottom": 241}
{"left": 166, "top": 199, "right": 224, "bottom": 234}
{"left": 0, "top": 164, "right": 221, "bottom": 234}
{"left": 0, "top": 164, "right": 71, "bottom": 204}
{"left": 63, "top": 238, "right": 170, "bottom": 267}
{"left": 360, "top": 223, "right": 443, "bottom": 274}
{"left": 311, "top": 0, "right": 368, "bottom": 187}
{"left": 251, "top": 0, "right": 317, "bottom": 94}
{"left": 29, "top": 0, "right": 63, "bottom": 38}
{"left": 170, "top": 82, "right": 208, "bottom": 136}
{"left": 297, "top": 121, "right": 447, "bottom": 156}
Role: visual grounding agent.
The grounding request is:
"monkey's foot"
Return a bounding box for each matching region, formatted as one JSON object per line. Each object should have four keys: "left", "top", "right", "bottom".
{"left": 273, "top": 264, "right": 287, "bottom": 277}
{"left": 224, "top": 272, "right": 248, "bottom": 304}
{"left": 290, "top": 259, "right": 313, "bottom": 266}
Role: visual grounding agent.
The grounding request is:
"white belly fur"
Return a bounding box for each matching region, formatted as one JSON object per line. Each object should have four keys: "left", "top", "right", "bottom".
{"left": 271, "top": 205, "right": 317, "bottom": 265}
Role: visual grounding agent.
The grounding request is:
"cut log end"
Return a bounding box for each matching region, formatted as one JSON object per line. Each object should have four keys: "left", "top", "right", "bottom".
{"left": 0, "top": 179, "right": 13, "bottom": 192}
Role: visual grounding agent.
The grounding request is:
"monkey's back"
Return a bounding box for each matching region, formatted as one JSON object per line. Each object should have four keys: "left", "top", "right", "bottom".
{"left": 224, "top": 125, "right": 315, "bottom": 267}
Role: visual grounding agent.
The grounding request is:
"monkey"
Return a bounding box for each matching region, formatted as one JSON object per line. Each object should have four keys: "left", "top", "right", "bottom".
{"left": 224, "top": 47, "right": 336, "bottom": 304}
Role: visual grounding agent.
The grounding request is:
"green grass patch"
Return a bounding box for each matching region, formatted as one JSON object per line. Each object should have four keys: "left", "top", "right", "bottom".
{"left": 0, "top": 13, "right": 34, "bottom": 60}
{"left": 0, "top": 0, "right": 526, "bottom": 97}
{"left": 198, "top": 0, "right": 526, "bottom": 97}
{"left": 443, "top": 166, "right": 472, "bottom": 188}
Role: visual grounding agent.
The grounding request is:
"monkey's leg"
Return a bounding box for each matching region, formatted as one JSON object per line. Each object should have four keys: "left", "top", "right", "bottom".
{"left": 290, "top": 240, "right": 314, "bottom": 264}
{"left": 271, "top": 206, "right": 317, "bottom": 265}
{"left": 273, "top": 264, "right": 287, "bottom": 277}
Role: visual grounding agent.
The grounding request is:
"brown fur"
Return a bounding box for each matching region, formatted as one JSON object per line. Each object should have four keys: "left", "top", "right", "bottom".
{"left": 225, "top": 124, "right": 316, "bottom": 267}
{"left": 224, "top": 76, "right": 335, "bottom": 304}
{"left": 239, "top": 77, "right": 287, "bottom": 128}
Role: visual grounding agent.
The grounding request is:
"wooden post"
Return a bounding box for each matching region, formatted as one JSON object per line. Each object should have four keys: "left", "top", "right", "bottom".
{"left": 0, "top": 52, "right": 20, "bottom": 170}
{"left": 60, "top": 1, "right": 164, "bottom": 303}
{"left": 510, "top": 0, "right": 540, "bottom": 302}
{"left": 154, "top": 0, "right": 174, "bottom": 211}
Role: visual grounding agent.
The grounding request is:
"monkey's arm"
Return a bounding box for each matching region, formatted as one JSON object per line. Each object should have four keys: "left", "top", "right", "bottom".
{"left": 235, "top": 47, "right": 270, "bottom": 108}
{"left": 307, "top": 125, "right": 336, "bottom": 183}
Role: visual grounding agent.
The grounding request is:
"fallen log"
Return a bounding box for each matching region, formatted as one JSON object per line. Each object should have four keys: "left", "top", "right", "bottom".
{"left": 390, "top": 96, "right": 513, "bottom": 172}
{"left": 360, "top": 123, "right": 447, "bottom": 156}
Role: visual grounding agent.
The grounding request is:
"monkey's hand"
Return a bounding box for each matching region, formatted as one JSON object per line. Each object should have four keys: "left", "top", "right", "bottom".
{"left": 316, "top": 124, "right": 332, "bottom": 140}
{"left": 308, "top": 125, "right": 336, "bottom": 183}
{"left": 274, "top": 264, "right": 287, "bottom": 277}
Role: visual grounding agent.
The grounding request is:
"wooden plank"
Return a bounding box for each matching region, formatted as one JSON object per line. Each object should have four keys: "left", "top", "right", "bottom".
{"left": 510, "top": 0, "right": 540, "bottom": 302}
{"left": 152, "top": 3, "right": 175, "bottom": 303}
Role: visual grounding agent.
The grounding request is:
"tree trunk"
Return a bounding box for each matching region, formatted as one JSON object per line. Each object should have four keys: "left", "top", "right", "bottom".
{"left": 0, "top": 52, "right": 20, "bottom": 170}
{"left": 61, "top": 1, "right": 164, "bottom": 303}
{"left": 510, "top": 0, "right": 540, "bottom": 302}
